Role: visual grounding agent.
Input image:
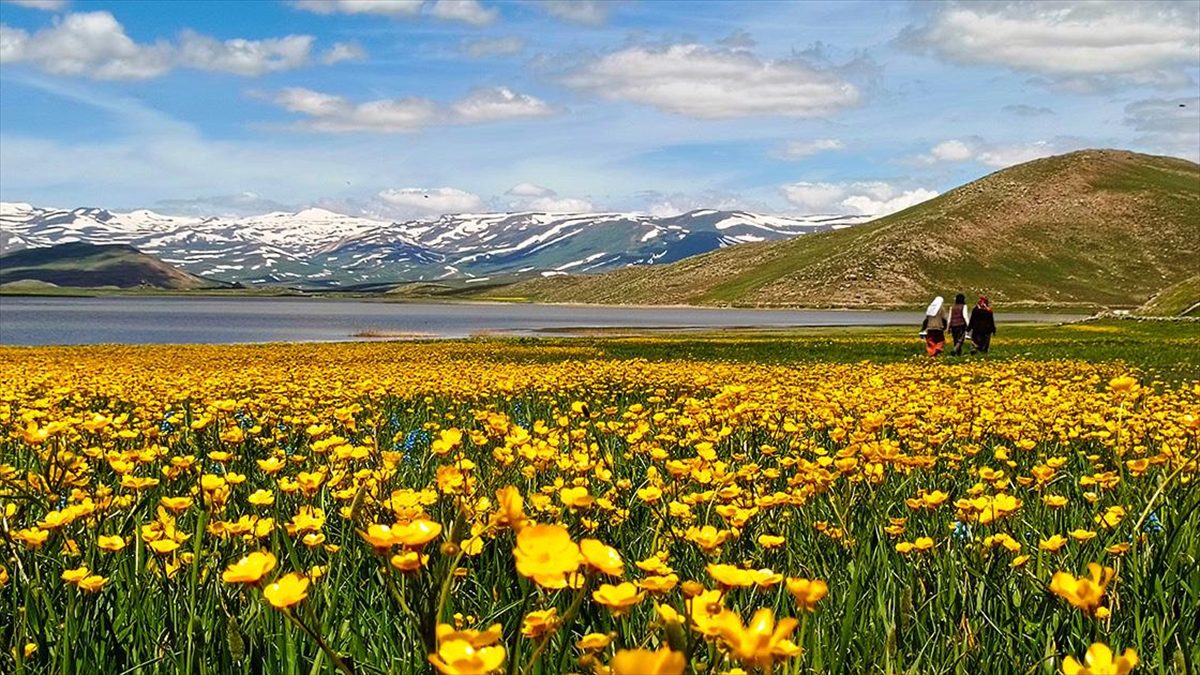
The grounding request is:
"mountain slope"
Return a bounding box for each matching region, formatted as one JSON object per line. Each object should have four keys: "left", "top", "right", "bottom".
{"left": 499, "top": 150, "right": 1200, "bottom": 309}
{"left": 1, "top": 203, "right": 868, "bottom": 286}
{"left": 0, "top": 242, "right": 230, "bottom": 289}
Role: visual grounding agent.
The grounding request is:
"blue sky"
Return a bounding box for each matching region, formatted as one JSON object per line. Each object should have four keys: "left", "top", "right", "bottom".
{"left": 1, "top": 0, "right": 1197, "bottom": 219}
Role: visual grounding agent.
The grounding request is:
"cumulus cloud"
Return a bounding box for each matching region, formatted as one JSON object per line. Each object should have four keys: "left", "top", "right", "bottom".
{"left": 291, "top": 0, "right": 423, "bottom": 16}
{"left": 377, "top": 187, "right": 485, "bottom": 216}
{"left": 429, "top": 0, "right": 496, "bottom": 26}
{"left": 0, "top": 11, "right": 341, "bottom": 79}
{"left": 564, "top": 43, "right": 860, "bottom": 119}
{"left": 529, "top": 0, "right": 612, "bottom": 25}
{"left": 778, "top": 138, "right": 845, "bottom": 159}
{"left": 321, "top": 42, "right": 366, "bottom": 65}
{"left": 274, "top": 86, "right": 554, "bottom": 132}
{"left": 504, "top": 183, "right": 592, "bottom": 212}
{"left": 781, "top": 181, "right": 937, "bottom": 216}
{"left": 1124, "top": 97, "right": 1200, "bottom": 161}
{"left": 506, "top": 182, "right": 553, "bottom": 197}
{"left": 294, "top": 0, "right": 496, "bottom": 25}
{"left": 915, "top": 138, "right": 1069, "bottom": 168}
{"left": 5, "top": 0, "right": 69, "bottom": 10}
{"left": 449, "top": 87, "right": 553, "bottom": 123}
{"left": 929, "top": 139, "right": 973, "bottom": 162}
{"left": 902, "top": 1, "right": 1200, "bottom": 90}
{"left": 461, "top": 36, "right": 525, "bottom": 58}
{"left": 177, "top": 31, "right": 314, "bottom": 76}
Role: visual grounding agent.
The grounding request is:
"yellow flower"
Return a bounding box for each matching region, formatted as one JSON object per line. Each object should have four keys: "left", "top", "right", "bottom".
{"left": 428, "top": 639, "right": 506, "bottom": 675}
{"left": 431, "top": 428, "right": 463, "bottom": 456}
{"left": 361, "top": 524, "right": 398, "bottom": 550}
{"left": 263, "top": 572, "right": 309, "bottom": 609}
{"left": 592, "top": 582, "right": 645, "bottom": 615}
{"left": 576, "top": 633, "right": 613, "bottom": 651}
{"left": 758, "top": 534, "right": 786, "bottom": 549}
{"left": 435, "top": 623, "right": 503, "bottom": 648}
{"left": 718, "top": 607, "right": 802, "bottom": 668}
{"left": 686, "top": 589, "right": 729, "bottom": 636}
{"left": 1107, "top": 376, "right": 1139, "bottom": 396}
{"left": 610, "top": 647, "right": 686, "bottom": 675}
{"left": 1070, "top": 529, "right": 1098, "bottom": 543}
{"left": 490, "top": 486, "right": 526, "bottom": 531}
{"left": 222, "top": 551, "right": 277, "bottom": 584}
{"left": 390, "top": 551, "right": 426, "bottom": 572}
{"left": 520, "top": 608, "right": 559, "bottom": 639}
{"left": 785, "top": 577, "right": 828, "bottom": 611}
{"left": 148, "top": 539, "right": 181, "bottom": 556}
{"left": 248, "top": 489, "right": 275, "bottom": 506}
{"left": 1095, "top": 506, "right": 1126, "bottom": 530}
{"left": 1040, "top": 534, "right": 1069, "bottom": 552}
{"left": 707, "top": 563, "right": 754, "bottom": 588}
{"left": 580, "top": 538, "right": 624, "bottom": 576}
{"left": 560, "top": 486, "right": 594, "bottom": 508}
{"left": 97, "top": 535, "right": 126, "bottom": 552}
{"left": 159, "top": 496, "right": 193, "bottom": 513}
{"left": 513, "top": 524, "right": 582, "bottom": 589}
{"left": 395, "top": 519, "right": 443, "bottom": 548}
{"left": 62, "top": 565, "right": 90, "bottom": 585}
{"left": 639, "top": 574, "right": 679, "bottom": 594}
{"left": 78, "top": 575, "right": 108, "bottom": 593}
{"left": 1062, "top": 642, "right": 1139, "bottom": 675}
{"left": 1050, "top": 563, "right": 1115, "bottom": 615}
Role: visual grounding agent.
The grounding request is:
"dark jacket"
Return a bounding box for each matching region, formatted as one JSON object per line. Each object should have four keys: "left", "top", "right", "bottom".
{"left": 969, "top": 307, "right": 995, "bottom": 336}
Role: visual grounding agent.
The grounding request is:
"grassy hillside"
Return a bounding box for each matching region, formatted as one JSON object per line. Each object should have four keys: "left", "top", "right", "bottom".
{"left": 0, "top": 242, "right": 229, "bottom": 290}
{"left": 1137, "top": 274, "right": 1200, "bottom": 316}
{"left": 499, "top": 150, "right": 1200, "bottom": 309}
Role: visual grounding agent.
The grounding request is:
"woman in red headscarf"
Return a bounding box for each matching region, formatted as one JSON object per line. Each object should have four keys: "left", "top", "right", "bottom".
{"left": 968, "top": 296, "right": 996, "bottom": 353}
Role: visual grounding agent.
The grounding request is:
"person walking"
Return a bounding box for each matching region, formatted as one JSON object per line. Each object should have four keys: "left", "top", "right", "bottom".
{"left": 920, "top": 296, "right": 947, "bottom": 357}
{"left": 948, "top": 293, "right": 970, "bottom": 356}
{"left": 968, "top": 296, "right": 996, "bottom": 353}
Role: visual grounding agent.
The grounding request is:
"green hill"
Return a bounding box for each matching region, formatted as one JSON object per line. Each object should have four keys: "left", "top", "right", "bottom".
{"left": 0, "top": 242, "right": 230, "bottom": 290}
{"left": 498, "top": 150, "right": 1200, "bottom": 310}
{"left": 1137, "top": 274, "right": 1200, "bottom": 317}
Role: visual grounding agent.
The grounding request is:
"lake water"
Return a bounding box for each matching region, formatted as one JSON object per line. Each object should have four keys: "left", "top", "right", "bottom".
{"left": 0, "top": 296, "right": 1082, "bottom": 345}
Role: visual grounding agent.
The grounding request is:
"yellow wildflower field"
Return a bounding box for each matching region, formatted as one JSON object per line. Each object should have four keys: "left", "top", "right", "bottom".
{"left": 0, "top": 342, "right": 1196, "bottom": 674}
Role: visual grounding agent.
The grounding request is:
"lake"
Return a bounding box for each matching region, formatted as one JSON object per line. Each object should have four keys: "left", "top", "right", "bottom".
{"left": 0, "top": 296, "right": 1082, "bottom": 345}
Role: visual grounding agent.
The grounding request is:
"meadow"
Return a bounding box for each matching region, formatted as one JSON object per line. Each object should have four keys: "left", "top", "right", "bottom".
{"left": 0, "top": 321, "right": 1197, "bottom": 674}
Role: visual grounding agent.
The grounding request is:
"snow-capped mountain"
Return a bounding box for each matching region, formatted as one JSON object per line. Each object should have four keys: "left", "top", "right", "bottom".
{"left": 0, "top": 202, "right": 871, "bottom": 286}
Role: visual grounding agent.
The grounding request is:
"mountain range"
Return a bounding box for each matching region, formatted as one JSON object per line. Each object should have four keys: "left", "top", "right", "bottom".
{"left": 0, "top": 203, "right": 868, "bottom": 287}
{"left": 498, "top": 150, "right": 1200, "bottom": 311}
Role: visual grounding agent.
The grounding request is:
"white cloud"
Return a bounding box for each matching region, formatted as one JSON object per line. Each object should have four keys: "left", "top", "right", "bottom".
{"left": 292, "top": 0, "right": 423, "bottom": 16}
{"left": 0, "top": 11, "right": 339, "bottom": 79}
{"left": 177, "top": 31, "right": 314, "bottom": 76}
{"left": 449, "top": 87, "right": 553, "bottom": 123}
{"left": 377, "top": 187, "right": 484, "bottom": 216}
{"left": 506, "top": 182, "right": 553, "bottom": 197}
{"left": 916, "top": 138, "right": 1062, "bottom": 168}
{"left": 294, "top": 0, "right": 495, "bottom": 25}
{"left": 503, "top": 183, "right": 592, "bottom": 212}
{"left": 781, "top": 181, "right": 937, "bottom": 216}
{"left": 275, "top": 87, "right": 437, "bottom": 133}
{"left": 779, "top": 138, "right": 845, "bottom": 159}
{"left": 530, "top": 0, "right": 612, "bottom": 25}
{"left": 904, "top": 1, "right": 1200, "bottom": 90}
{"left": 321, "top": 42, "right": 366, "bottom": 65}
{"left": 461, "top": 36, "right": 525, "bottom": 58}
{"left": 274, "top": 86, "right": 553, "bottom": 132}
{"left": 4, "top": 0, "right": 69, "bottom": 10}
{"left": 1124, "top": 97, "right": 1200, "bottom": 161}
{"left": 0, "top": 12, "right": 172, "bottom": 79}
{"left": 929, "top": 139, "right": 973, "bottom": 162}
{"left": 975, "top": 142, "right": 1056, "bottom": 168}
{"left": 565, "top": 43, "right": 860, "bottom": 119}
{"left": 429, "top": 0, "right": 496, "bottom": 26}
{"left": 528, "top": 196, "right": 593, "bottom": 212}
